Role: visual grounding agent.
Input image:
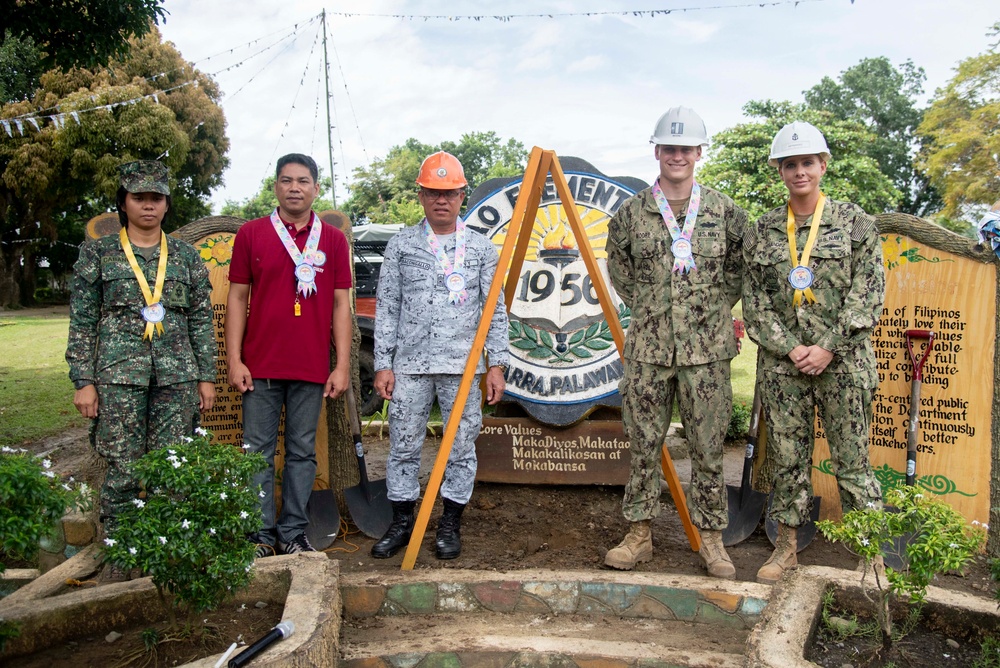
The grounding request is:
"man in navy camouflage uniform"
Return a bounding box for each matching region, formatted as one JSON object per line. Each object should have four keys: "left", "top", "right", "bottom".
{"left": 742, "top": 122, "right": 884, "bottom": 584}
{"left": 371, "top": 151, "right": 509, "bottom": 560}
{"left": 66, "top": 161, "right": 216, "bottom": 577}
{"left": 606, "top": 108, "right": 747, "bottom": 577}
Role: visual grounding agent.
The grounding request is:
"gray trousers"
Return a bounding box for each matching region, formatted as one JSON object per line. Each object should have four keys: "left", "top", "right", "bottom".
{"left": 242, "top": 379, "right": 324, "bottom": 544}
{"left": 387, "top": 373, "right": 482, "bottom": 505}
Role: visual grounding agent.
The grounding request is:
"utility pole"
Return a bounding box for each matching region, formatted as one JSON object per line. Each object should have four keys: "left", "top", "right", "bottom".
{"left": 321, "top": 9, "right": 337, "bottom": 207}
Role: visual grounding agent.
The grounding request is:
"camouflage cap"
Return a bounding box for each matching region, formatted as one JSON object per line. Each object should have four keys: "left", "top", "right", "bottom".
{"left": 119, "top": 160, "right": 170, "bottom": 195}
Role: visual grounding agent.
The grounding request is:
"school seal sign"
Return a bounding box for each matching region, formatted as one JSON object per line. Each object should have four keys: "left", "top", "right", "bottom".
{"left": 465, "top": 157, "right": 646, "bottom": 426}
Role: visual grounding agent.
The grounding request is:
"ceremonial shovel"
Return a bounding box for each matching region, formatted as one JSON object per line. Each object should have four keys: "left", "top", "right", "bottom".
{"left": 343, "top": 384, "right": 393, "bottom": 538}
{"left": 722, "top": 388, "right": 768, "bottom": 546}
{"left": 883, "top": 328, "right": 935, "bottom": 569}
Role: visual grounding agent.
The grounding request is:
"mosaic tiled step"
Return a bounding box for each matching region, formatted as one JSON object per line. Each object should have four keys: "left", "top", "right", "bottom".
{"left": 341, "top": 610, "right": 745, "bottom": 667}
{"left": 339, "top": 569, "right": 769, "bottom": 667}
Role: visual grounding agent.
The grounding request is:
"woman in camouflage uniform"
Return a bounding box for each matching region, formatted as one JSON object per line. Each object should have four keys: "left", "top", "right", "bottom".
{"left": 742, "top": 123, "right": 884, "bottom": 584}
{"left": 66, "top": 161, "right": 216, "bottom": 578}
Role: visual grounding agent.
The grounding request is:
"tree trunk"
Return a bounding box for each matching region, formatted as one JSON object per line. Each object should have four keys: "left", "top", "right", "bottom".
{"left": 19, "top": 245, "right": 37, "bottom": 307}
{"left": 323, "top": 212, "right": 362, "bottom": 510}
{"left": 0, "top": 242, "right": 25, "bottom": 308}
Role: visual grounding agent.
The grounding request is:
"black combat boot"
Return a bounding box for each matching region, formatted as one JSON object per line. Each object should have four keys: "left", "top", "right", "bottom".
{"left": 371, "top": 500, "right": 416, "bottom": 558}
{"left": 435, "top": 498, "right": 466, "bottom": 560}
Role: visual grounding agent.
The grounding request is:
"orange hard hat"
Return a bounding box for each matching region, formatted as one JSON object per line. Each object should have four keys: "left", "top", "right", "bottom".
{"left": 416, "top": 151, "right": 467, "bottom": 189}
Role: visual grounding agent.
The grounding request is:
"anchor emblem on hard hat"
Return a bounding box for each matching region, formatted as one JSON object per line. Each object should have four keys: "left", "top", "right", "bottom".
{"left": 791, "top": 133, "right": 799, "bottom": 141}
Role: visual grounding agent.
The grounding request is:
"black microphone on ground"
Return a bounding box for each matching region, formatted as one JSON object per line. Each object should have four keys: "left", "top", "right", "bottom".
{"left": 228, "top": 620, "right": 295, "bottom": 667}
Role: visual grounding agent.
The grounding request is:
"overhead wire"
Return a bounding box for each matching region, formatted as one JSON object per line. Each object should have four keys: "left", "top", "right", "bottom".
{"left": 309, "top": 60, "right": 324, "bottom": 159}
{"left": 5, "top": 18, "right": 316, "bottom": 123}
{"left": 262, "top": 20, "right": 324, "bottom": 184}
{"left": 325, "top": 18, "right": 371, "bottom": 198}
{"left": 326, "top": 0, "right": 832, "bottom": 21}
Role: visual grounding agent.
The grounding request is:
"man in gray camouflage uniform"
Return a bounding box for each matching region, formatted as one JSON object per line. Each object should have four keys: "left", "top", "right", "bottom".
{"left": 606, "top": 108, "right": 747, "bottom": 577}
{"left": 371, "top": 151, "right": 509, "bottom": 560}
{"left": 66, "top": 161, "right": 216, "bottom": 578}
{"left": 742, "top": 121, "right": 884, "bottom": 584}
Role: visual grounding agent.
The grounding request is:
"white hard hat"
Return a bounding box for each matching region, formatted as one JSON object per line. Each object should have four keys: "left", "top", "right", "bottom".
{"left": 768, "top": 121, "right": 831, "bottom": 167}
{"left": 649, "top": 107, "right": 709, "bottom": 147}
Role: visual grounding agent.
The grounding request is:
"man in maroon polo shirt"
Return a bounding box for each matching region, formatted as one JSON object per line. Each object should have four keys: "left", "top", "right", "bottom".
{"left": 225, "top": 153, "right": 352, "bottom": 556}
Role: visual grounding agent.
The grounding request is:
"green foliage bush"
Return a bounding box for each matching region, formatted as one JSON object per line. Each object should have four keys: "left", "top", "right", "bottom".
{"left": 104, "top": 430, "right": 267, "bottom": 627}
{"left": 727, "top": 400, "right": 752, "bottom": 440}
{"left": 0, "top": 447, "right": 91, "bottom": 573}
{"left": 818, "top": 485, "right": 985, "bottom": 647}
{"left": 0, "top": 447, "right": 92, "bottom": 651}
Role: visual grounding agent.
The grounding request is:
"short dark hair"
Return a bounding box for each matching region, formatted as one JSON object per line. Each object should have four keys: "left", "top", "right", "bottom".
{"left": 276, "top": 154, "right": 319, "bottom": 183}
{"left": 116, "top": 186, "right": 172, "bottom": 228}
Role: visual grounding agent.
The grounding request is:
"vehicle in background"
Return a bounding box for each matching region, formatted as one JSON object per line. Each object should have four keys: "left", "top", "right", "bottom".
{"left": 353, "top": 224, "right": 402, "bottom": 416}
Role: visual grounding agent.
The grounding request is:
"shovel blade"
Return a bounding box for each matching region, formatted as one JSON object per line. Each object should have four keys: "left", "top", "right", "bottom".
{"left": 722, "top": 483, "right": 768, "bottom": 546}
{"left": 345, "top": 477, "right": 393, "bottom": 539}
{"left": 765, "top": 493, "right": 822, "bottom": 552}
{"left": 305, "top": 488, "right": 341, "bottom": 550}
{"left": 880, "top": 506, "right": 912, "bottom": 570}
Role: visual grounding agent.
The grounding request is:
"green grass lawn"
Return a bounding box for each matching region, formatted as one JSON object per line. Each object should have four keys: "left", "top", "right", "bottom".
{"left": 0, "top": 311, "right": 86, "bottom": 447}
{"left": 2, "top": 307, "right": 758, "bottom": 446}
{"left": 731, "top": 302, "right": 756, "bottom": 408}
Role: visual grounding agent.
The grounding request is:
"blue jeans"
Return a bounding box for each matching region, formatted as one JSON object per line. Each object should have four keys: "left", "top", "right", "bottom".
{"left": 242, "top": 379, "right": 324, "bottom": 544}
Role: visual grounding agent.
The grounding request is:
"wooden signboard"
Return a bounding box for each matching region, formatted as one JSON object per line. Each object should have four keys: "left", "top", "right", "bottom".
{"left": 807, "top": 214, "right": 998, "bottom": 525}
{"left": 173, "top": 217, "right": 331, "bottom": 493}
{"left": 476, "top": 417, "right": 630, "bottom": 484}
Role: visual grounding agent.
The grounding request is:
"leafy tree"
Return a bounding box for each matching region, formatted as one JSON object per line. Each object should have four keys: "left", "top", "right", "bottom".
{"left": 342, "top": 131, "right": 528, "bottom": 225}
{"left": 805, "top": 57, "right": 939, "bottom": 216}
{"left": 0, "top": 32, "right": 42, "bottom": 103}
{"left": 0, "top": 27, "right": 228, "bottom": 307}
{"left": 699, "top": 100, "right": 901, "bottom": 221}
{"left": 221, "top": 174, "right": 337, "bottom": 220}
{"left": 2, "top": 0, "right": 167, "bottom": 72}
{"left": 917, "top": 22, "right": 1000, "bottom": 221}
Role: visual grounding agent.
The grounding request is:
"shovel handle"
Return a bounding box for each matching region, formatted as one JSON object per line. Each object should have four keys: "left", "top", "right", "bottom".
{"left": 739, "top": 388, "right": 763, "bottom": 502}
{"left": 345, "top": 385, "right": 373, "bottom": 494}
{"left": 903, "top": 329, "right": 933, "bottom": 486}
{"left": 904, "top": 329, "right": 935, "bottom": 382}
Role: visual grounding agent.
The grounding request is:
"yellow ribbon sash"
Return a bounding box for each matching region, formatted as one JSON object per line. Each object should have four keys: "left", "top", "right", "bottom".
{"left": 785, "top": 193, "right": 826, "bottom": 307}
{"left": 119, "top": 227, "right": 168, "bottom": 340}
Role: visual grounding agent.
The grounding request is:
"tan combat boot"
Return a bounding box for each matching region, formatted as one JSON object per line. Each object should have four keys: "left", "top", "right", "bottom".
{"left": 756, "top": 523, "right": 798, "bottom": 584}
{"left": 698, "top": 530, "right": 736, "bottom": 579}
{"left": 604, "top": 520, "right": 653, "bottom": 570}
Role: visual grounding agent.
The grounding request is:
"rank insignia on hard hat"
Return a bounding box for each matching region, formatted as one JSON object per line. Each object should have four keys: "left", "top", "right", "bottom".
{"left": 670, "top": 122, "right": 684, "bottom": 135}
{"left": 119, "top": 160, "right": 171, "bottom": 195}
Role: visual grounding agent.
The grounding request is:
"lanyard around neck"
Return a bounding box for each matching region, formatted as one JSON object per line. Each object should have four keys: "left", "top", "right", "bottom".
{"left": 119, "top": 227, "right": 168, "bottom": 340}
{"left": 785, "top": 193, "right": 826, "bottom": 307}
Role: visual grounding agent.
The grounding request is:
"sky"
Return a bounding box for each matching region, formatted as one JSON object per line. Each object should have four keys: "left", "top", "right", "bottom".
{"left": 156, "top": 0, "right": 999, "bottom": 213}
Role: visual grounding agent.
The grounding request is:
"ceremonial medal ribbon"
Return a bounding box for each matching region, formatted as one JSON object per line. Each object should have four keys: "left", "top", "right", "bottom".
{"left": 651, "top": 178, "right": 701, "bottom": 274}
{"left": 785, "top": 193, "right": 826, "bottom": 307}
{"left": 119, "top": 227, "right": 168, "bottom": 340}
{"left": 271, "top": 209, "right": 323, "bottom": 299}
{"left": 424, "top": 217, "right": 468, "bottom": 305}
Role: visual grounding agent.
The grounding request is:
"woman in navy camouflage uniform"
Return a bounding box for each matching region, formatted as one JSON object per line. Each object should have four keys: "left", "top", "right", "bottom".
{"left": 742, "top": 123, "right": 884, "bottom": 584}
{"left": 66, "top": 161, "right": 216, "bottom": 568}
